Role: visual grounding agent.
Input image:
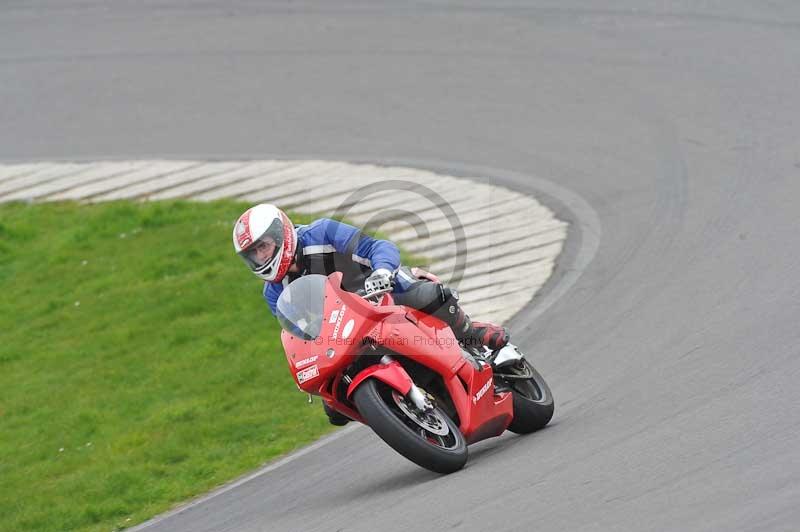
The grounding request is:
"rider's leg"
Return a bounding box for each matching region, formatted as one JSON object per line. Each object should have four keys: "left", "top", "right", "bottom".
{"left": 392, "top": 267, "right": 509, "bottom": 350}
{"left": 323, "top": 401, "right": 350, "bottom": 426}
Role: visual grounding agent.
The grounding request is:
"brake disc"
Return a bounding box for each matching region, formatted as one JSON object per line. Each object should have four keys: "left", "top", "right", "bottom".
{"left": 391, "top": 390, "right": 450, "bottom": 436}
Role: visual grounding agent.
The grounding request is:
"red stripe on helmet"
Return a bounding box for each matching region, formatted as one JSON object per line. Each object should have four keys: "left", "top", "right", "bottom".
{"left": 274, "top": 210, "right": 295, "bottom": 281}
{"left": 236, "top": 208, "right": 253, "bottom": 250}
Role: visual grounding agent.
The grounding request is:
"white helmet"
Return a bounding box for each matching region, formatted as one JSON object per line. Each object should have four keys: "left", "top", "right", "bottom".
{"left": 233, "top": 204, "right": 297, "bottom": 282}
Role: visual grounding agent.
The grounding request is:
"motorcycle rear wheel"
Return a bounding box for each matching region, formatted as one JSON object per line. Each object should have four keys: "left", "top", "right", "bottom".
{"left": 502, "top": 359, "right": 555, "bottom": 434}
{"left": 353, "top": 378, "right": 468, "bottom": 474}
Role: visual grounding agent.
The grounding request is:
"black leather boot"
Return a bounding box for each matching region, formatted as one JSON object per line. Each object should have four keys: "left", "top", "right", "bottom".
{"left": 432, "top": 287, "right": 510, "bottom": 350}
{"left": 323, "top": 402, "right": 350, "bottom": 426}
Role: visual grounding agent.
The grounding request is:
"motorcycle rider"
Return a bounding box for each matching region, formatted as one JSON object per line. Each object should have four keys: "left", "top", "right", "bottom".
{"left": 233, "top": 203, "right": 510, "bottom": 424}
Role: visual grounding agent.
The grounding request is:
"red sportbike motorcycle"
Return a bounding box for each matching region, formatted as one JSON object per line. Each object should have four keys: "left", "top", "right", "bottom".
{"left": 276, "top": 272, "right": 554, "bottom": 474}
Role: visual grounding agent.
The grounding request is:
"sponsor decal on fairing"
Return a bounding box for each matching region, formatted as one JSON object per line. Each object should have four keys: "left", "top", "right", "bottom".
{"left": 341, "top": 319, "right": 355, "bottom": 339}
{"left": 332, "top": 304, "right": 347, "bottom": 339}
{"left": 473, "top": 378, "right": 492, "bottom": 404}
{"left": 295, "top": 355, "right": 318, "bottom": 369}
{"left": 296, "top": 365, "right": 319, "bottom": 384}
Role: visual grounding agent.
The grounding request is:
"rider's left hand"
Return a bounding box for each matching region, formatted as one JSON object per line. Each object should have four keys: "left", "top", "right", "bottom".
{"left": 411, "top": 267, "right": 440, "bottom": 283}
{"left": 364, "top": 268, "right": 393, "bottom": 294}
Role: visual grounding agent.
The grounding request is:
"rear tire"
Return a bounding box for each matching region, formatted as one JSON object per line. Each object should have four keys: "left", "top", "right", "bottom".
{"left": 502, "top": 359, "right": 555, "bottom": 434}
{"left": 352, "top": 379, "right": 468, "bottom": 474}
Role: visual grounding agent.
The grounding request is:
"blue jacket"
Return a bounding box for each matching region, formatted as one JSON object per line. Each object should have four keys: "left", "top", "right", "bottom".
{"left": 263, "top": 218, "right": 400, "bottom": 315}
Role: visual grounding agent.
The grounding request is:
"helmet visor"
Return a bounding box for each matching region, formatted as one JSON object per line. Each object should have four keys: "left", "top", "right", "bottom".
{"left": 238, "top": 218, "right": 285, "bottom": 274}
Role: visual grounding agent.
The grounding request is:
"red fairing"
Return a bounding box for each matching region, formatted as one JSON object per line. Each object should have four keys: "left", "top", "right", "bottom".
{"left": 346, "top": 360, "right": 413, "bottom": 398}
{"left": 372, "top": 308, "right": 514, "bottom": 443}
{"left": 281, "top": 273, "right": 385, "bottom": 392}
{"left": 453, "top": 361, "right": 514, "bottom": 444}
{"left": 279, "top": 272, "right": 515, "bottom": 447}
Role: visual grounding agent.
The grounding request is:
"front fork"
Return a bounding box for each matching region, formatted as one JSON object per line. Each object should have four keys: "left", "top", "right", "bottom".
{"left": 388, "top": 356, "right": 435, "bottom": 413}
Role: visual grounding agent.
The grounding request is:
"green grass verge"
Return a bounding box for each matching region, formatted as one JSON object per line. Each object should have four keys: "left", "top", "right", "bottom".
{"left": 0, "top": 200, "right": 418, "bottom": 532}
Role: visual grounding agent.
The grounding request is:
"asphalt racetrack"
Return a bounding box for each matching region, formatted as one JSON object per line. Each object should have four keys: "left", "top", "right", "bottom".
{"left": 3, "top": 2, "right": 800, "bottom": 531}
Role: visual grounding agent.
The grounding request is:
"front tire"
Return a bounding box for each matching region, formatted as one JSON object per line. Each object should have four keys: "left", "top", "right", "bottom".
{"left": 352, "top": 379, "right": 468, "bottom": 474}
{"left": 501, "top": 359, "right": 555, "bottom": 434}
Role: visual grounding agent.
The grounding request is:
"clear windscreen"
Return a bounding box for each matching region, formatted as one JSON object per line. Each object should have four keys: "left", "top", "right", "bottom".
{"left": 275, "top": 274, "right": 327, "bottom": 340}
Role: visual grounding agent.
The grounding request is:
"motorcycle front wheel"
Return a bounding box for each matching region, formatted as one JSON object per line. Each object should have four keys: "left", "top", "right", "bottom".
{"left": 352, "top": 378, "right": 468, "bottom": 474}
